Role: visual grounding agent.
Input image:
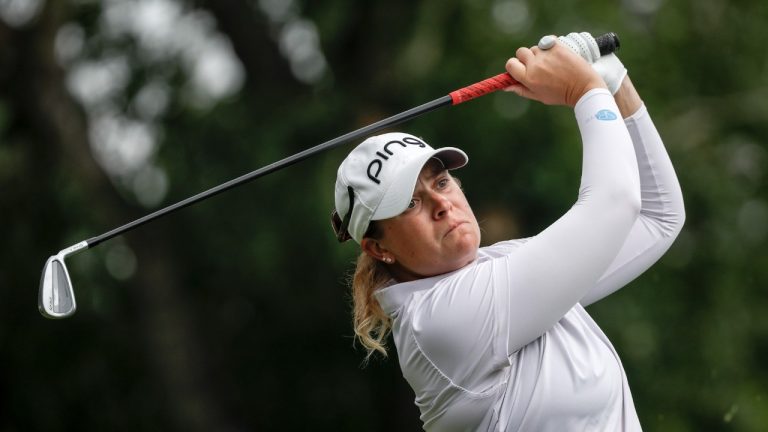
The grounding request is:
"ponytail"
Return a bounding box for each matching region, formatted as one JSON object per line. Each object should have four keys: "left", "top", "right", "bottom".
{"left": 350, "top": 250, "right": 392, "bottom": 362}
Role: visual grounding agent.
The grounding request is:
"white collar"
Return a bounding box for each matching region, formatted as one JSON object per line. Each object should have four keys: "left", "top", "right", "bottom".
{"left": 374, "top": 258, "right": 483, "bottom": 316}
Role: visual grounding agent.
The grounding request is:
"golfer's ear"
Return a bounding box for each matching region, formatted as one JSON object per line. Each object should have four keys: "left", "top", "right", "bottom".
{"left": 361, "top": 237, "right": 388, "bottom": 261}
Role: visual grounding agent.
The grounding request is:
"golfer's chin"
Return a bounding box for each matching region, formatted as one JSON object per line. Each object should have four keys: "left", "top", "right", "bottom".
{"left": 449, "top": 226, "right": 481, "bottom": 262}
{"left": 440, "top": 237, "right": 480, "bottom": 274}
{"left": 398, "top": 246, "right": 478, "bottom": 282}
{"left": 395, "top": 231, "right": 480, "bottom": 282}
{"left": 453, "top": 246, "right": 479, "bottom": 270}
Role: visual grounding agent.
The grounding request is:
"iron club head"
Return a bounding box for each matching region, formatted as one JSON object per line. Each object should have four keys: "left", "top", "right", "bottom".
{"left": 39, "top": 241, "right": 88, "bottom": 319}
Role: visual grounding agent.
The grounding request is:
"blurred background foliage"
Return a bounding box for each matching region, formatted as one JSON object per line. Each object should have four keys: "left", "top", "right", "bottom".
{"left": 1, "top": 0, "right": 766, "bottom": 430}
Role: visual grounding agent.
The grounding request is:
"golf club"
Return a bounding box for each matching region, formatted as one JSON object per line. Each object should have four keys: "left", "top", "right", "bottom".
{"left": 39, "top": 32, "right": 621, "bottom": 319}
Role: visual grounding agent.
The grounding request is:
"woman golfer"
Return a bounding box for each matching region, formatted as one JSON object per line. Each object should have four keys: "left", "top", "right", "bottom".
{"left": 331, "top": 32, "right": 684, "bottom": 431}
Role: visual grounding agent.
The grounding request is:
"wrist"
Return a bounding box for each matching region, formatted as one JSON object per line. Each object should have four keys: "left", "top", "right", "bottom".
{"left": 613, "top": 76, "right": 643, "bottom": 117}
{"left": 569, "top": 78, "right": 608, "bottom": 107}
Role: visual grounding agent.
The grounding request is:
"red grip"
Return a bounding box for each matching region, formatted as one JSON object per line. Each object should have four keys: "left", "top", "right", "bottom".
{"left": 449, "top": 73, "right": 517, "bottom": 105}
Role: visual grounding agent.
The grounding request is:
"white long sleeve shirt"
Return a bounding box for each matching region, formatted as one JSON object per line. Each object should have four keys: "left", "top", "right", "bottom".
{"left": 374, "top": 89, "right": 685, "bottom": 431}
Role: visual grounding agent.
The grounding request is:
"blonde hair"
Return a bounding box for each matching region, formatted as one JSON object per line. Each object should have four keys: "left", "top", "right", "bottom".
{"left": 350, "top": 231, "right": 393, "bottom": 361}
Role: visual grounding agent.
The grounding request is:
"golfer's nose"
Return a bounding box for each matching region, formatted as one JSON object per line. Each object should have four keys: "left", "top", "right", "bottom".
{"left": 430, "top": 191, "right": 452, "bottom": 220}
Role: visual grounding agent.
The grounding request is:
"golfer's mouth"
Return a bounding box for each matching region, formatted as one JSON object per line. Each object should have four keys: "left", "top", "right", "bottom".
{"left": 445, "top": 221, "right": 467, "bottom": 237}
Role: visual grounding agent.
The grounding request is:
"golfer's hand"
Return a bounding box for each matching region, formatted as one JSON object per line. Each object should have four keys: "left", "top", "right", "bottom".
{"left": 550, "top": 32, "right": 628, "bottom": 95}
{"left": 504, "top": 42, "right": 606, "bottom": 107}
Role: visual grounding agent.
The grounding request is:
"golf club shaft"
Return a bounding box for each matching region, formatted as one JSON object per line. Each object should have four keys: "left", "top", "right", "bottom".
{"left": 84, "top": 32, "right": 620, "bottom": 249}
{"left": 86, "top": 95, "right": 453, "bottom": 248}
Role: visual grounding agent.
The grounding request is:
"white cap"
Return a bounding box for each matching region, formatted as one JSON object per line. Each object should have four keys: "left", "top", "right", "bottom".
{"left": 333, "top": 132, "right": 468, "bottom": 243}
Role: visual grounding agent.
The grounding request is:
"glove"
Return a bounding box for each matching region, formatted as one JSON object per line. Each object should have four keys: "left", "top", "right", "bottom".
{"left": 538, "top": 32, "right": 627, "bottom": 94}
{"left": 591, "top": 53, "right": 627, "bottom": 95}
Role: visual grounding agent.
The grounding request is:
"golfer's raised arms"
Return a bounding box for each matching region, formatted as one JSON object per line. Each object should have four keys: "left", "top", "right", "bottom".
{"left": 581, "top": 78, "right": 686, "bottom": 306}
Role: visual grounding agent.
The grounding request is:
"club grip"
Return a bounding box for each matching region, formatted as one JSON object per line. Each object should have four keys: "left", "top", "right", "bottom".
{"left": 596, "top": 32, "right": 620, "bottom": 56}
{"left": 449, "top": 32, "right": 620, "bottom": 105}
{"left": 448, "top": 73, "right": 515, "bottom": 106}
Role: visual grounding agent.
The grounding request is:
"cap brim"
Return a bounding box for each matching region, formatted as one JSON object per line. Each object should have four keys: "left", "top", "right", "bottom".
{"left": 372, "top": 147, "right": 468, "bottom": 221}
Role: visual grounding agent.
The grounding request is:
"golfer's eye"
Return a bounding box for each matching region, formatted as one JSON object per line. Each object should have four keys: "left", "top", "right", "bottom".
{"left": 407, "top": 199, "right": 419, "bottom": 210}
{"left": 437, "top": 177, "right": 449, "bottom": 189}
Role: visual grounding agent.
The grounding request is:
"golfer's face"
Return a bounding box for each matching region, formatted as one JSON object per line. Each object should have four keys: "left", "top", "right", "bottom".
{"left": 377, "top": 161, "right": 480, "bottom": 280}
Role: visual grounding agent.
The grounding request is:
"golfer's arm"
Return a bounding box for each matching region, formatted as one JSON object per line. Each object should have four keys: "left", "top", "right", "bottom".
{"left": 580, "top": 98, "right": 686, "bottom": 306}
{"left": 496, "top": 88, "right": 641, "bottom": 355}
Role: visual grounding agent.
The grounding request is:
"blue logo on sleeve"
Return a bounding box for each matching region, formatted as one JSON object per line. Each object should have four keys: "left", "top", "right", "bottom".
{"left": 595, "top": 109, "right": 618, "bottom": 121}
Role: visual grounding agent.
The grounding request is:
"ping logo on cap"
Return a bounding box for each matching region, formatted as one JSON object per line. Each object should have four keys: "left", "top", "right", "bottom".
{"left": 367, "top": 136, "right": 427, "bottom": 184}
{"left": 595, "top": 109, "right": 618, "bottom": 121}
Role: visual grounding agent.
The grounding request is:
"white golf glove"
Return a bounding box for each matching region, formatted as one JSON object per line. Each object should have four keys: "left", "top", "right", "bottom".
{"left": 591, "top": 53, "right": 627, "bottom": 94}
{"left": 538, "top": 32, "right": 627, "bottom": 94}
